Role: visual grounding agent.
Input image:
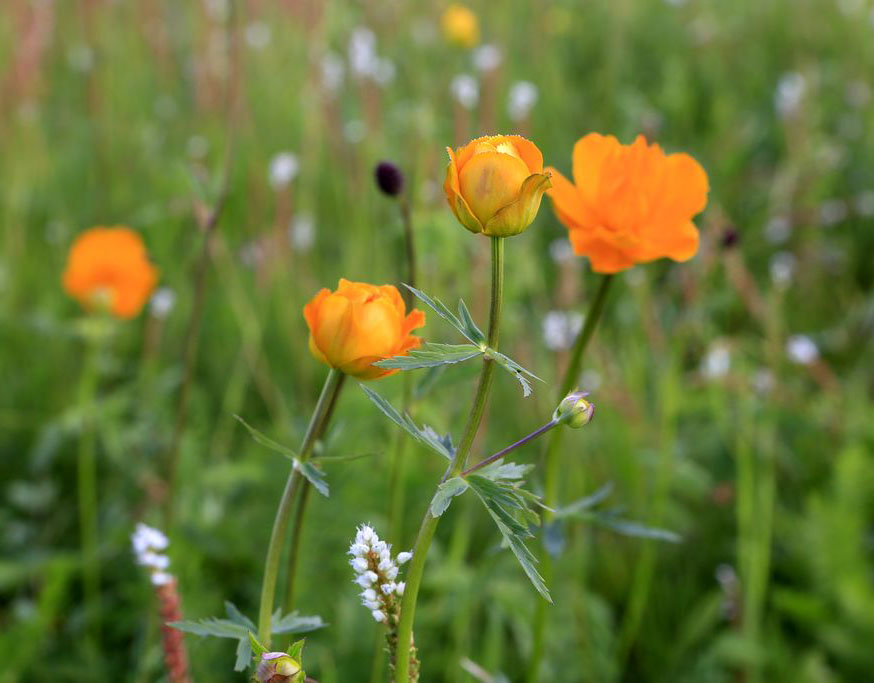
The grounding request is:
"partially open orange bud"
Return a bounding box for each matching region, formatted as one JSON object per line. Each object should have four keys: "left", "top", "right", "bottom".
{"left": 62, "top": 226, "right": 158, "bottom": 319}
{"left": 303, "top": 280, "right": 425, "bottom": 381}
{"left": 444, "top": 135, "right": 551, "bottom": 237}
{"left": 441, "top": 4, "right": 480, "bottom": 48}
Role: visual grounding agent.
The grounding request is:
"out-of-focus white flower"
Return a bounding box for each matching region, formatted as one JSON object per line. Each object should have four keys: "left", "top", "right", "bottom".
{"left": 775, "top": 72, "right": 806, "bottom": 119}
{"left": 507, "top": 81, "right": 538, "bottom": 121}
{"left": 751, "top": 368, "right": 775, "bottom": 395}
{"left": 187, "top": 135, "right": 209, "bottom": 160}
{"left": 320, "top": 52, "right": 345, "bottom": 94}
{"left": 819, "top": 199, "right": 848, "bottom": 227}
{"left": 289, "top": 214, "right": 315, "bottom": 252}
{"left": 396, "top": 552, "right": 412, "bottom": 565}
{"left": 348, "top": 26, "right": 378, "bottom": 77}
{"left": 542, "top": 310, "right": 583, "bottom": 351}
{"left": 451, "top": 74, "right": 479, "bottom": 109}
{"left": 580, "top": 369, "right": 602, "bottom": 391}
{"left": 786, "top": 335, "right": 819, "bottom": 365}
{"left": 548, "top": 239, "right": 575, "bottom": 264}
{"left": 764, "top": 216, "right": 791, "bottom": 244}
{"left": 372, "top": 58, "right": 396, "bottom": 87}
{"left": 701, "top": 342, "right": 730, "bottom": 379}
{"left": 132, "top": 523, "right": 174, "bottom": 586}
{"left": 150, "top": 287, "right": 176, "bottom": 319}
{"left": 472, "top": 44, "right": 502, "bottom": 72}
{"left": 343, "top": 120, "right": 366, "bottom": 144}
{"left": 769, "top": 252, "right": 796, "bottom": 289}
{"left": 854, "top": 190, "right": 874, "bottom": 217}
{"left": 268, "top": 152, "right": 299, "bottom": 190}
{"left": 68, "top": 45, "right": 95, "bottom": 73}
{"left": 245, "top": 21, "right": 272, "bottom": 50}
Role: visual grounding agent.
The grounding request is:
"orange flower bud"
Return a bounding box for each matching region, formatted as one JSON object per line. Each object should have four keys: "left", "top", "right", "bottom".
{"left": 62, "top": 226, "right": 158, "bottom": 319}
{"left": 441, "top": 4, "right": 480, "bottom": 49}
{"left": 303, "top": 280, "right": 426, "bottom": 381}
{"left": 546, "top": 133, "right": 709, "bottom": 273}
{"left": 444, "top": 135, "right": 551, "bottom": 237}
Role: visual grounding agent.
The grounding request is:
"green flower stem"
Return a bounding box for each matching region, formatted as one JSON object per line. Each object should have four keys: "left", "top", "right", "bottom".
{"left": 528, "top": 273, "right": 613, "bottom": 683}
{"left": 284, "top": 371, "right": 347, "bottom": 612}
{"left": 394, "top": 236, "right": 505, "bottom": 682}
{"left": 258, "top": 368, "right": 344, "bottom": 645}
{"left": 77, "top": 333, "right": 102, "bottom": 646}
{"left": 462, "top": 420, "right": 559, "bottom": 477}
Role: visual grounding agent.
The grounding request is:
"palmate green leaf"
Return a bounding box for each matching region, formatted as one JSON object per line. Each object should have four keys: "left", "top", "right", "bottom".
{"left": 484, "top": 348, "right": 543, "bottom": 398}
{"left": 225, "top": 601, "right": 256, "bottom": 632}
{"left": 374, "top": 343, "right": 483, "bottom": 370}
{"left": 235, "top": 415, "right": 330, "bottom": 497}
{"left": 272, "top": 610, "right": 327, "bottom": 634}
{"left": 169, "top": 617, "right": 250, "bottom": 640}
{"left": 361, "top": 385, "right": 454, "bottom": 460}
{"left": 430, "top": 476, "right": 469, "bottom": 517}
{"left": 404, "top": 285, "right": 485, "bottom": 345}
{"left": 466, "top": 475, "right": 551, "bottom": 602}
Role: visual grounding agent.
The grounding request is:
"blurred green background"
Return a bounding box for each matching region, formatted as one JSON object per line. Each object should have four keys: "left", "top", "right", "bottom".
{"left": 2, "top": 0, "right": 873, "bottom": 681}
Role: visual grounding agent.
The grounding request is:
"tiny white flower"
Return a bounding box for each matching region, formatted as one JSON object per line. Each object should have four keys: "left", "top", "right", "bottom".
{"left": 244, "top": 21, "right": 271, "bottom": 50}
{"left": 363, "top": 599, "right": 381, "bottom": 610}
{"left": 769, "top": 252, "right": 796, "bottom": 289}
{"left": 372, "top": 540, "right": 387, "bottom": 555}
{"left": 395, "top": 582, "right": 405, "bottom": 595}
{"left": 472, "top": 44, "right": 502, "bottom": 72}
{"left": 542, "top": 310, "right": 583, "bottom": 351}
{"left": 151, "top": 571, "right": 173, "bottom": 586}
{"left": 320, "top": 52, "right": 345, "bottom": 94}
{"left": 349, "top": 543, "right": 369, "bottom": 557}
{"left": 385, "top": 566, "right": 399, "bottom": 580}
{"left": 381, "top": 583, "right": 396, "bottom": 595}
{"left": 139, "top": 552, "right": 170, "bottom": 570}
{"left": 361, "top": 588, "right": 377, "bottom": 602}
{"left": 352, "top": 557, "right": 369, "bottom": 572}
{"left": 269, "top": 152, "right": 299, "bottom": 190}
{"left": 451, "top": 74, "right": 479, "bottom": 110}
{"left": 358, "top": 525, "right": 375, "bottom": 543}
{"left": 349, "top": 26, "right": 378, "bottom": 77}
{"left": 786, "top": 335, "right": 819, "bottom": 365}
{"left": 701, "top": 343, "right": 730, "bottom": 379}
{"left": 396, "top": 552, "right": 412, "bottom": 565}
{"left": 149, "top": 287, "right": 176, "bottom": 319}
{"left": 775, "top": 72, "right": 806, "bottom": 119}
{"left": 371, "top": 610, "right": 386, "bottom": 622}
{"left": 508, "top": 81, "right": 538, "bottom": 121}
{"left": 355, "top": 575, "right": 372, "bottom": 588}
{"left": 378, "top": 558, "right": 393, "bottom": 572}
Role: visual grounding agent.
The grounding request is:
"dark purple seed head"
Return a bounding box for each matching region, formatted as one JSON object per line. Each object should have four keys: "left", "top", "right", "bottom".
{"left": 374, "top": 161, "right": 405, "bottom": 197}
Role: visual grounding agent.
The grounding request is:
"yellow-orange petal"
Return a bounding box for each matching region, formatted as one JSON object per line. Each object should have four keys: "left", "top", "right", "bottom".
{"left": 572, "top": 133, "right": 620, "bottom": 200}
{"left": 458, "top": 151, "right": 530, "bottom": 225}
{"left": 483, "top": 173, "right": 552, "bottom": 237}
{"left": 505, "top": 136, "right": 544, "bottom": 174}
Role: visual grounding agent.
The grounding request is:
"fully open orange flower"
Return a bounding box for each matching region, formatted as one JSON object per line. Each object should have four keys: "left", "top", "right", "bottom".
{"left": 304, "top": 279, "right": 426, "bottom": 380}
{"left": 62, "top": 226, "right": 158, "bottom": 318}
{"left": 546, "top": 133, "right": 709, "bottom": 273}
{"left": 445, "top": 135, "right": 551, "bottom": 237}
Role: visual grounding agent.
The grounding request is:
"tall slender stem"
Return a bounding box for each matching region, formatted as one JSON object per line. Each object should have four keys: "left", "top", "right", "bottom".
{"left": 77, "top": 334, "right": 101, "bottom": 647}
{"left": 394, "top": 236, "right": 505, "bottom": 681}
{"left": 528, "top": 273, "right": 613, "bottom": 682}
{"left": 283, "top": 373, "right": 347, "bottom": 611}
{"left": 258, "top": 368, "right": 344, "bottom": 645}
{"left": 462, "top": 420, "right": 558, "bottom": 477}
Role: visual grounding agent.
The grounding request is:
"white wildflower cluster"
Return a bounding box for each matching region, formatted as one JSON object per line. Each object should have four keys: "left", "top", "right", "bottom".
{"left": 347, "top": 27, "right": 396, "bottom": 87}
{"left": 349, "top": 524, "right": 411, "bottom": 624}
{"left": 269, "top": 152, "right": 300, "bottom": 190}
{"left": 508, "top": 81, "right": 538, "bottom": 121}
{"left": 132, "top": 523, "right": 173, "bottom": 587}
{"left": 786, "top": 334, "right": 819, "bottom": 366}
{"left": 542, "top": 310, "right": 583, "bottom": 351}
{"left": 451, "top": 74, "right": 479, "bottom": 110}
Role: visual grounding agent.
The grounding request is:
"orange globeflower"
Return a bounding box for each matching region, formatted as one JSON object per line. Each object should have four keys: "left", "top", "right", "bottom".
{"left": 445, "top": 135, "right": 551, "bottom": 238}
{"left": 546, "top": 133, "right": 709, "bottom": 273}
{"left": 304, "top": 279, "right": 426, "bottom": 381}
{"left": 62, "top": 226, "right": 158, "bottom": 318}
{"left": 441, "top": 4, "right": 480, "bottom": 48}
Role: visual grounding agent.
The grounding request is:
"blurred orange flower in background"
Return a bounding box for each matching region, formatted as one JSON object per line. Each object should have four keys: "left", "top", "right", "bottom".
{"left": 546, "top": 133, "right": 709, "bottom": 273}
{"left": 445, "top": 135, "right": 551, "bottom": 237}
{"left": 62, "top": 226, "right": 158, "bottom": 318}
{"left": 304, "top": 279, "right": 426, "bottom": 380}
{"left": 441, "top": 4, "right": 480, "bottom": 48}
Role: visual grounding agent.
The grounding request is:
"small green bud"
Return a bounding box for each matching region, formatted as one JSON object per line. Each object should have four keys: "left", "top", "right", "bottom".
{"left": 256, "top": 652, "right": 303, "bottom": 683}
{"left": 553, "top": 390, "right": 595, "bottom": 428}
